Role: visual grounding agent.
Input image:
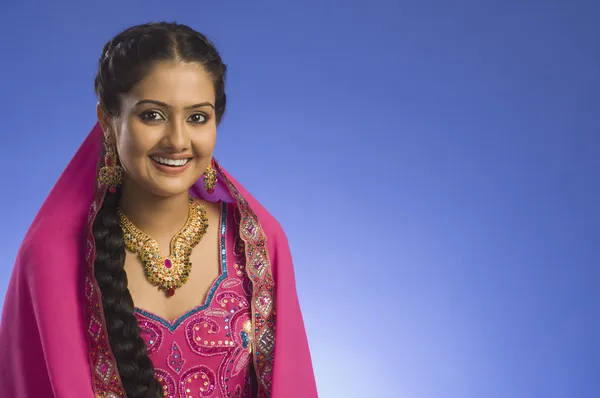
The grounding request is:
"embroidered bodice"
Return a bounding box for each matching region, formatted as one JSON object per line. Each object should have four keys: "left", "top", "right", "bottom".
{"left": 134, "top": 202, "right": 254, "bottom": 398}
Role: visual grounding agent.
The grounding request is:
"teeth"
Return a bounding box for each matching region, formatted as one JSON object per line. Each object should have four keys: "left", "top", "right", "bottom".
{"left": 152, "top": 156, "right": 190, "bottom": 167}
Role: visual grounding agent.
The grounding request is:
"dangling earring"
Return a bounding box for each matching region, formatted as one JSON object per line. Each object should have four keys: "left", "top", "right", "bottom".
{"left": 97, "top": 132, "right": 123, "bottom": 194}
{"left": 203, "top": 161, "right": 217, "bottom": 194}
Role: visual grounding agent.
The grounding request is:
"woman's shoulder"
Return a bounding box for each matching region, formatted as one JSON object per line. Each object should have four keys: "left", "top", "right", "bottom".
{"left": 15, "top": 211, "right": 86, "bottom": 279}
{"left": 220, "top": 170, "right": 286, "bottom": 240}
{"left": 233, "top": 188, "right": 287, "bottom": 243}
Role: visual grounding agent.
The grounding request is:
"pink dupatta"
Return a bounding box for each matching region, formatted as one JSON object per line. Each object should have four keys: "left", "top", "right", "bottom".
{"left": 0, "top": 123, "right": 317, "bottom": 397}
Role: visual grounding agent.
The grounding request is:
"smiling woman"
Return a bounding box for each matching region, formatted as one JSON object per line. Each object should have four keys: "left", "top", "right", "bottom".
{"left": 0, "top": 22, "right": 317, "bottom": 398}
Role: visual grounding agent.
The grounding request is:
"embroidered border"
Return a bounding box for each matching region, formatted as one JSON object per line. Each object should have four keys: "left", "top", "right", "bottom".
{"left": 85, "top": 164, "right": 126, "bottom": 397}
{"left": 84, "top": 155, "right": 276, "bottom": 397}
{"left": 214, "top": 162, "right": 277, "bottom": 398}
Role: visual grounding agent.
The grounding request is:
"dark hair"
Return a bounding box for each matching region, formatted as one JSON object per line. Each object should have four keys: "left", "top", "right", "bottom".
{"left": 92, "top": 22, "right": 227, "bottom": 398}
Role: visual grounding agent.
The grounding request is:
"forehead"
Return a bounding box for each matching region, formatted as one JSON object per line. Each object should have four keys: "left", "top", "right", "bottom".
{"left": 127, "top": 60, "right": 215, "bottom": 105}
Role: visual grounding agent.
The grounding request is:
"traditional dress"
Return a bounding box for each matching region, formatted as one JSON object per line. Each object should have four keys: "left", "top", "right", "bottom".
{"left": 0, "top": 123, "right": 317, "bottom": 398}
{"left": 134, "top": 201, "right": 255, "bottom": 397}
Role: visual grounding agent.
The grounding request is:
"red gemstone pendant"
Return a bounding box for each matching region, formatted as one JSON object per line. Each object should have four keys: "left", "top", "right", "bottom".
{"left": 165, "top": 288, "right": 175, "bottom": 297}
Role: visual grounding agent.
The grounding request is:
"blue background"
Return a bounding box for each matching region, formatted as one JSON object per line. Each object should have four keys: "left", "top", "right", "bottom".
{"left": 1, "top": 1, "right": 599, "bottom": 397}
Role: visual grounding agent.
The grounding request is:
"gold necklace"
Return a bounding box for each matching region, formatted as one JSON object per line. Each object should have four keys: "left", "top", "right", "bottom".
{"left": 118, "top": 195, "right": 209, "bottom": 297}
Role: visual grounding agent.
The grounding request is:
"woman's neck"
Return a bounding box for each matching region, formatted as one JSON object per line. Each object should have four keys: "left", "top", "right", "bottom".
{"left": 118, "top": 179, "right": 190, "bottom": 241}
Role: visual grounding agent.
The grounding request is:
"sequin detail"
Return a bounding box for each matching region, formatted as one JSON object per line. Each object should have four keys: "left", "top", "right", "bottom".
{"left": 167, "top": 342, "right": 186, "bottom": 375}
{"left": 139, "top": 318, "right": 164, "bottom": 356}
{"left": 85, "top": 275, "right": 94, "bottom": 300}
{"left": 179, "top": 366, "right": 217, "bottom": 397}
{"left": 249, "top": 252, "right": 268, "bottom": 278}
{"left": 155, "top": 368, "right": 177, "bottom": 397}
{"left": 132, "top": 201, "right": 254, "bottom": 397}
{"left": 185, "top": 317, "right": 229, "bottom": 356}
{"left": 94, "top": 353, "right": 115, "bottom": 384}
{"left": 257, "top": 327, "right": 275, "bottom": 357}
{"left": 84, "top": 160, "right": 277, "bottom": 397}
{"left": 88, "top": 315, "right": 103, "bottom": 341}
{"left": 84, "top": 171, "right": 126, "bottom": 397}
{"left": 215, "top": 162, "right": 277, "bottom": 397}
{"left": 254, "top": 290, "right": 273, "bottom": 318}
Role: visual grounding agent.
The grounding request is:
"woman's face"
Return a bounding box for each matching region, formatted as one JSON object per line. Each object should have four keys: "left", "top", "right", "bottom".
{"left": 98, "top": 60, "right": 217, "bottom": 198}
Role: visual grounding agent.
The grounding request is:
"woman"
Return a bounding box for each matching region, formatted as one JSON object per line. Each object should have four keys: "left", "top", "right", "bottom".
{"left": 0, "top": 22, "right": 317, "bottom": 398}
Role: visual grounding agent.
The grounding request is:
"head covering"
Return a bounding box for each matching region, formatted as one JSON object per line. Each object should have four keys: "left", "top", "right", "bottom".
{"left": 0, "top": 123, "right": 317, "bottom": 397}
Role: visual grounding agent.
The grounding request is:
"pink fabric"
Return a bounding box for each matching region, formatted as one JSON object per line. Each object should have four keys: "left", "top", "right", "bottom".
{"left": 135, "top": 202, "right": 254, "bottom": 397}
{"left": 0, "top": 122, "right": 317, "bottom": 397}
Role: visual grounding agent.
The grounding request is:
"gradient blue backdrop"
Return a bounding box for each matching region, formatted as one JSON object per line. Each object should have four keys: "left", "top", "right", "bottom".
{"left": 1, "top": 1, "right": 599, "bottom": 397}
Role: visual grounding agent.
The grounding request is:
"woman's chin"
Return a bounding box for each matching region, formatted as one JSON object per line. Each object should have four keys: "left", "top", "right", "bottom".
{"left": 128, "top": 166, "right": 204, "bottom": 198}
{"left": 144, "top": 178, "right": 197, "bottom": 198}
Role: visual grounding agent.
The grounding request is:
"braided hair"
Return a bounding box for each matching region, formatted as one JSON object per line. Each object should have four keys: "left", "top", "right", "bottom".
{"left": 92, "top": 22, "right": 227, "bottom": 397}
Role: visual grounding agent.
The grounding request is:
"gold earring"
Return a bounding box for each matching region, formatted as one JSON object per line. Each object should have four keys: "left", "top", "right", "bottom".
{"left": 203, "top": 162, "right": 217, "bottom": 194}
{"left": 97, "top": 133, "right": 123, "bottom": 193}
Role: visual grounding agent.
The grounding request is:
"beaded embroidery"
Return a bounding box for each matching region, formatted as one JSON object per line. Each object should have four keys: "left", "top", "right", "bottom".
{"left": 133, "top": 201, "right": 253, "bottom": 396}
{"left": 84, "top": 182, "right": 126, "bottom": 396}
{"left": 84, "top": 158, "right": 276, "bottom": 397}
{"left": 214, "top": 162, "right": 277, "bottom": 397}
{"left": 167, "top": 342, "right": 186, "bottom": 374}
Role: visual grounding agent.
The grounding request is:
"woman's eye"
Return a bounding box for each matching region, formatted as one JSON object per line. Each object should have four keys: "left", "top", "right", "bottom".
{"left": 140, "top": 111, "right": 165, "bottom": 121}
{"left": 188, "top": 113, "right": 207, "bottom": 124}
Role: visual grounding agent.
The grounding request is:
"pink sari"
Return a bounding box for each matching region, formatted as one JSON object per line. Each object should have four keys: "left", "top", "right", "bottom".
{"left": 0, "top": 123, "right": 317, "bottom": 397}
